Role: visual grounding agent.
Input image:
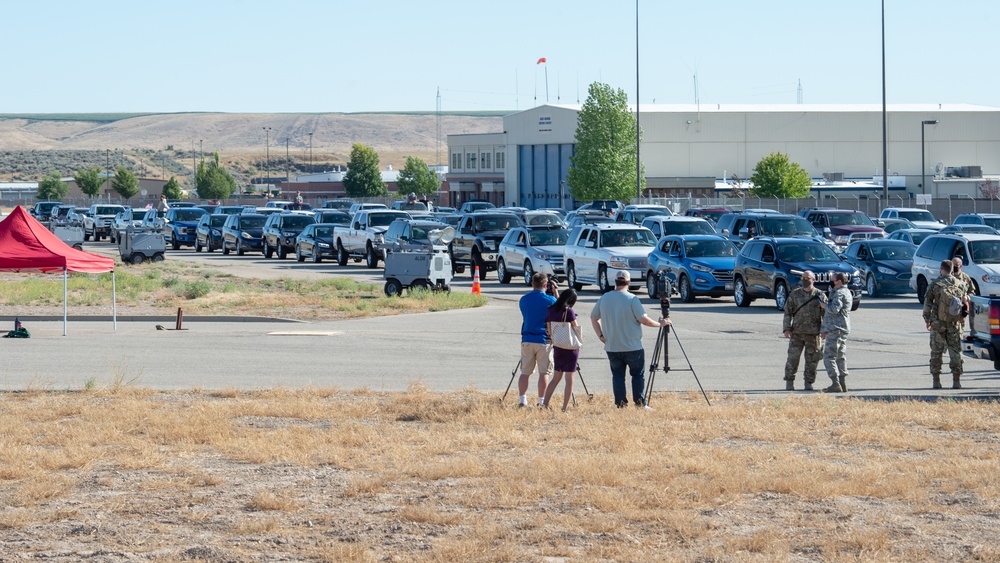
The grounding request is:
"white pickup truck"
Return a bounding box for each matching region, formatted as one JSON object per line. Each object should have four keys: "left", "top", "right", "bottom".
{"left": 334, "top": 210, "right": 411, "bottom": 268}
{"left": 83, "top": 204, "right": 127, "bottom": 242}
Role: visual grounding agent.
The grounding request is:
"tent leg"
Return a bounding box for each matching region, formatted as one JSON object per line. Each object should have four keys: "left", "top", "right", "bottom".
{"left": 63, "top": 268, "right": 68, "bottom": 337}
{"left": 112, "top": 270, "right": 117, "bottom": 332}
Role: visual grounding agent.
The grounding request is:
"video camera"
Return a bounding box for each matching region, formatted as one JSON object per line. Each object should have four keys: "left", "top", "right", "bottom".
{"left": 656, "top": 272, "right": 672, "bottom": 319}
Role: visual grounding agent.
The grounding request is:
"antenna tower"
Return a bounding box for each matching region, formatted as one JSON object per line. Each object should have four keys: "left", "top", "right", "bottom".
{"left": 436, "top": 88, "right": 441, "bottom": 166}
{"left": 797, "top": 79, "right": 803, "bottom": 104}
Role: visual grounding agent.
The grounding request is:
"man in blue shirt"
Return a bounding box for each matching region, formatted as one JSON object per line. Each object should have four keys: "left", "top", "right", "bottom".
{"left": 518, "top": 273, "right": 559, "bottom": 407}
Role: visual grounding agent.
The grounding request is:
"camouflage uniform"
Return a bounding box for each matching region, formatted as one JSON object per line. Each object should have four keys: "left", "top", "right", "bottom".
{"left": 783, "top": 285, "right": 827, "bottom": 387}
{"left": 953, "top": 270, "right": 976, "bottom": 334}
{"left": 923, "top": 275, "right": 964, "bottom": 386}
{"left": 822, "top": 284, "right": 853, "bottom": 389}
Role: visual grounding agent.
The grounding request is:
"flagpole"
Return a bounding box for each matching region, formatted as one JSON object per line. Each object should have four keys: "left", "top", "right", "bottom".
{"left": 544, "top": 65, "right": 549, "bottom": 103}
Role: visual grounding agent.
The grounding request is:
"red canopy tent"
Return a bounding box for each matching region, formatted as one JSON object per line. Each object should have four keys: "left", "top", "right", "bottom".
{"left": 0, "top": 206, "right": 116, "bottom": 335}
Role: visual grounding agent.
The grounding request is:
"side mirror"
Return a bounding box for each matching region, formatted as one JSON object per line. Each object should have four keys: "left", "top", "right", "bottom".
{"left": 353, "top": 222, "right": 361, "bottom": 229}
{"left": 585, "top": 240, "right": 596, "bottom": 249}
{"left": 739, "top": 227, "right": 749, "bottom": 239}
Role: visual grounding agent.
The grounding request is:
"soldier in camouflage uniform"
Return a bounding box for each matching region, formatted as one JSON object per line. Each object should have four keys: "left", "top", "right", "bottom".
{"left": 820, "top": 272, "right": 853, "bottom": 393}
{"left": 923, "top": 260, "right": 965, "bottom": 389}
{"left": 952, "top": 256, "right": 976, "bottom": 336}
{"left": 782, "top": 270, "right": 827, "bottom": 391}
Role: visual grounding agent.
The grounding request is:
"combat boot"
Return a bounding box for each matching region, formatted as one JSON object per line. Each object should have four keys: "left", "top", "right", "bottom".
{"left": 838, "top": 376, "right": 848, "bottom": 392}
{"left": 822, "top": 380, "right": 843, "bottom": 393}
{"left": 785, "top": 380, "right": 794, "bottom": 391}
{"left": 804, "top": 382, "right": 814, "bottom": 391}
{"left": 953, "top": 375, "right": 962, "bottom": 390}
{"left": 932, "top": 375, "right": 942, "bottom": 390}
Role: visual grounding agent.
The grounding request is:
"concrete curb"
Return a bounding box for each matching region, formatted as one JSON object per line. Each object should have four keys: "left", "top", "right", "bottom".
{"left": 7, "top": 315, "right": 306, "bottom": 323}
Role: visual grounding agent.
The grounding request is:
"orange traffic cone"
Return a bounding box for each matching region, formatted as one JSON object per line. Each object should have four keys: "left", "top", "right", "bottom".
{"left": 472, "top": 265, "right": 482, "bottom": 295}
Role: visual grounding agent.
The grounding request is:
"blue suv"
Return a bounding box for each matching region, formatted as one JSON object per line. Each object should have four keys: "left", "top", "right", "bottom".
{"left": 646, "top": 235, "right": 737, "bottom": 302}
{"left": 732, "top": 237, "right": 862, "bottom": 310}
{"left": 162, "top": 207, "right": 208, "bottom": 250}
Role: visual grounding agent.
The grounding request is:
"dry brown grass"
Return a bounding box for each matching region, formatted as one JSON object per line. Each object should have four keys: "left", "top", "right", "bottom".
{"left": 0, "top": 387, "right": 998, "bottom": 560}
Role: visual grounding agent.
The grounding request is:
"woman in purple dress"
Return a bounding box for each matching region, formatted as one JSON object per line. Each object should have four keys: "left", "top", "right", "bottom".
{"left": 543, "top": 289, "right": 580, "bottom": 411}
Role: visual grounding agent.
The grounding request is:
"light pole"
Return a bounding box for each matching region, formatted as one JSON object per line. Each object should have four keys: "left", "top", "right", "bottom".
{"left": 308, "top": 132, "right": 313, "bottom": 171}
{"left": 263, "top": 127, "right": 271, "bottom": 195}
{"left": 105, "top": 149, "right": 110, "bottom": 198}
{"left": 285, "top": 138, "right": 290, "bottom": 182}
{"left": 921, "top": 120, "right": 939, "bottom": 195}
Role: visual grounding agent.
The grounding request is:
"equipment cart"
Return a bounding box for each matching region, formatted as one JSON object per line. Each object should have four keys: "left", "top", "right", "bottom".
{"left": 118, "top": 227, "right": 166, "bottom": 264}
{"left": 381, "top": 228, "right": 454, "bottom": 296}
{"left": 54, "top": 226, "right": 84, "bottom": 250}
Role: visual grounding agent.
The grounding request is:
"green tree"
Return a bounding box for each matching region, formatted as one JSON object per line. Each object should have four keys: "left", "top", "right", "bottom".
{"left": 162, "top": 176, "right": 183, "bottom": 200}
{"left": 749, "top": 152, "right": 812, "bottom": 198}
{"left": 395, "top": 156, "right": 439, "bottom": 198}
{"left": 111, "top": 166, "right": 140, "bottom": 202}
{"left": 343, "top": 143, "right": 387, "bottom": 198}
{"left": 195, "top": 153, "right": 237, "bottom": 201}
{"left": 37, "top": 172, "right": 69, "bottom": 200}
{"left": 566, "top": 82, "right": 644, "bottom": 203}
{"left": 74, "top": 166, "right": 103, "bottom": 199}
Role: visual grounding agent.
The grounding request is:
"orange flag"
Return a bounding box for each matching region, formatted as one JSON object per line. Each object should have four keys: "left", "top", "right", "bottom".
{"left": 536, "top": 57, "right": 547, "bottom": 64}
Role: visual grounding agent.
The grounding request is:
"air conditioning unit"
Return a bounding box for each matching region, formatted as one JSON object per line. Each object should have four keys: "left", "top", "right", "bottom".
{"left": 823, "top": 172, "right": 844, "bottom": 182}
{"left": 968, "top": 165, "right": 983, "bottom": 178}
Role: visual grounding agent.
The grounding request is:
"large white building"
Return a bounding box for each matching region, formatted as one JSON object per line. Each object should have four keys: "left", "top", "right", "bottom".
{"left": 447, "top": 104, "right": 1000, "bottom": 209}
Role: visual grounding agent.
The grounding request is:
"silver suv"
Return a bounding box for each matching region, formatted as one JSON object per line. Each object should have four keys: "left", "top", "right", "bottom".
{"left": 910, "top": 233, "right": 1000, "bottom": 303}
{"left": 563, "top": 223, "right": 656, "bottom": 292}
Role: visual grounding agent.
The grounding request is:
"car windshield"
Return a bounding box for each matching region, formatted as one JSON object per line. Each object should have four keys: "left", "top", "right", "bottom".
{"left": 207, "top": 216, "right": 226, "bottom": 227}
{"left": 898, "top": 210, "right": 936, "bottom": 222}
{"left": 529, "top": 229, "right": 570, "bottom": 246}
{"left": 282, "top": 215, "right": 314, "bottom": 228}
{"left": 526, "top": 214, "right": 562, "bottom": 227}
{"left": 760, "top": 217, "right": 817, "bottom": 237}
{"left": 96, "top": 207, "right": 122, "bottom": 215}
{"left": 828, "top": 213, "right": 875, "bottom": 227}
{"left": 870, "top": 244, "right": 914, "bottom": 260}
{"left": 970, "top": 240, "right": 1000, "bottom": 264}
{"left": 778, "top": 243, "right": 840, "bottom": 262}
{"left": 240, "top": 216, "right": 266, "bottom": 228}
{"left": 600, "top": 229, "right": 656, "bottom": 247}
{"left": 475, "top": 216, "right": 522, "bottom": 231}
{"left": 370, "top": 213, "right": 403, "bottom": 227}
{"left": 685, "top": 240, "right": 736, "bottom": 258}
{"left": 664, "top": 221, "right": 716, "bottom": 236}
{"left": 698, "top": 210, "right": 729, "bottom": 223}
{"left": 909, "top": 232, "right": 931, "bottom": 246}
{"left": 174, "top": 210, "right": 204, "bottom": 221}
{"left": 313, "top": 226, "right": 334, "bottom": 238}
{"left": 635, "top": 207, "right": 671, "bottom": 215}
{"left": 320, "top": 213, "right": 350, "bottom": 224}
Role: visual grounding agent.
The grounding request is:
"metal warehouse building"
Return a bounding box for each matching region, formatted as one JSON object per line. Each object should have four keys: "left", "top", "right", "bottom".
{"left": 447, "top": 103, "right": 1000, "bottom": 209}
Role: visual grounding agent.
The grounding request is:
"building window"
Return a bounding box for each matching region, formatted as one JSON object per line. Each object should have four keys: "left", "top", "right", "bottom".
{"left": 466, "top": 152, "right": 477, "bottom": 170}
{"left": 481, "top": 151, "right": 491, "bottom": 170}
{"left": 496, "top": 151, "right": 505, "bottom": 169}
{"left": 451, "top": 152, "right": 462, "bottom": 170}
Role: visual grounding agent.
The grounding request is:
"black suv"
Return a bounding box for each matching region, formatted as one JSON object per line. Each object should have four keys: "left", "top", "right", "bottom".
{"left": 450, "top": 212, "right": 524, "bottom": 278}
{"left": 732, "top": 236, "right": 863, "bottom": 310}
{"left": 261, "top": 213, "right": 316, "bottom": 259}
{"left": 716, "top": 212, "right": 824, "bottom": 249}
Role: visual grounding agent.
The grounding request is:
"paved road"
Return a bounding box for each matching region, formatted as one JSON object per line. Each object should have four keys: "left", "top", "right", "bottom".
{"left": 4, "top": 244, "right": 998, "bottom": 399}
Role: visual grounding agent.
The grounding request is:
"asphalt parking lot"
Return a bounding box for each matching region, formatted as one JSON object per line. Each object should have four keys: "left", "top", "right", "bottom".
{"left": 4, "top": 245, "right": 998, "bottom": 399}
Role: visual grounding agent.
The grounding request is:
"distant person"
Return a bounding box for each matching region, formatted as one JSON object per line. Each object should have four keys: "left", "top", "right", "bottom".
{"left": 518, "top": 273, "right": 559, "bottom": 407}
{"left": 543, "top": 289, "right": 580, "bottom": 412}
{"left": 590, "top": 270, "right": 669, "bottom": 408}
{"left": 820, "top": 272, "right": 853, "bottom": 393}
{"left": 782, "top": 270, "right": 827, "bottom": 391}
{"left": 923, "top": 260, "right": 968, "bottom": 389}
{"left": 156, "top": 195, "right": 170, "bottom": 213}
{"left": 295, "top": 191, "right": 304, "bottom": 204}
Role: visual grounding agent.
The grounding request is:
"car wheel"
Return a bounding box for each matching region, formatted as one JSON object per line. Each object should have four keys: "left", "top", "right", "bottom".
{"left": 172, "top": 238, "right": 180, "bottom": 251}
{"left": 236, "top": 240, "right": 245, "bottom": 256}
{"left": 131, "top": 254, "right": 144, "bottom": 265}
{"left": 277, "top": 245, "right": 287, "bottom": 259}
{"left": 679, "top": 274, "right": 695, "bottom": 303}
{"left": 152, "top": 253, "right": 164, "bottom": 262}
{"left": 207, "top": 240, "right": 214, "bottom": 253}
{"left": 646, "top": 270, "right": 658, "bottom": 299}
{"left": 472, "top": 252, "right": 486, "bottom": 280}
{"left": 734, "top": 277, "right": 751, "bottom": 307}
{"left": 774, "top": 280, "right": 789, "bottom": 311}
{"left": 384, "top": 278, "right": 403, "bottom": 297}
{"left": 312, "top": 249, "right": 321, "bottom": 263}
{"left": 223, "top": 243, "right": 230, "bottom": 255}
{"left": 366, "top": 243, "right": 379, "bottom": 268}
{"left": 866, "top": 273, "right": 879, "bottom": 298}
{"left": 195, "top": 240, "right": 202, "bottom": 253}
{"left": 264, "top": 241, "right": 273, "bottom": 258}
{"left": 523, "top": 260, "right": 534, "bottom": 286}
{"left": 497, "top": 258, "right": 511, "bottom": 284}
{"left": 916, "top": 276, "right": 928, "bottom": 305}
{"left": 597, "top": 265, "right": 611, "bottom": 293}
{"left": 296, "top": 245, "right": 305, "bottom": 262}
{"left": 83, "top": 228, "right": 91, "bottom": 242}
{"left": 567, "top": 263, "right": 583, "bottom": 291}
{"left": 851, "top": 297, "right": 861, "bottom": 311}
{"left": 410, "top": 280, "right": 429, "bottom": 291}
{"left": 337, "top": 243, "right": 348, "bottom": 266}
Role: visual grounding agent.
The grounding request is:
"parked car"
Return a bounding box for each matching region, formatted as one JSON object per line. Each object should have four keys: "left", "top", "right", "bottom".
{"left": 448, "top": 212, "right": 524, "bottom": 277}
{"left": 641, "top": 216, "right": 716, "bottom": 239}
{"left": 538, "top": 207, "right": 567, "bottom": 220}
{"left": 684, "top": 207, "right": 731, "bottom": 224}
{"left": 264, "top": 200, "right": 293, "bottom": 209}
{"left": 877, "top": 218, "right": 916, "bottom": 234}
{"left": 497, "top": 227, "right": 571, "bottom": 285}
{"left": 382, "top": 218, "right": 447, "bottom": 249}
{"left": 646, "top": 235, "right": 738, "bottom": 301}
{"left": 167, "top": 201, "right": 197, "bottom": 208}
{"left": 215, "top": 205, "right": 246, "bottom": 216}
{"left": 347, "top": 202, "right": 388, "bottom": 215}
{"left": 83, "top": 204, "right": 127, "bottom": 241}
{"left": 940, "top": 224, "right": 1000, "bottom": 235}
{"left": 295, "top": 223, "right": 337, "bottom": 262}
{"left": 563, "top": 223, "right": 656, "bottom": 292}
{"left": 140, "top": 208, "right": 167, "bottom": 230}
{"left": 458, "top": 201, "right": 496, "bottom": 213}
{"left": 334, "top": 210, "right": 412, "bottom": 268}
{"left": 886, "top": 228, "right": 936, "bottom": 247}
{"left": 879, "top": 207, "right": 944, "bottom": 230}
{"left": 243, "top": 207, "right": 283, "bottom": 216}
{"left": 322, "top": 199, "right": 354, "bottom": 211}
{"left": 67, "top": 207, "right": 90, "bottom": 228}
{"left": 31, "top": 201, "right": 63, "bottom": 221}
{"left": 313, "top": 210, "right": 352, "bottom": 226}
{"left": 910, "top": 233, "right": 1000, "bottom": 303}
{"left": 262, "top": 212, "right": 317, "bottom": 259}
{"left": 565, "top": 211, "right": 615, "bottom": 230}
{"left": 841, "top": 239, "right": 915, "bottom": 297}
{"left": 221, "top": 213, "right": 267, "bottom": 255}
{"left": 523, "top": 210, "right": 565, "bottom": 228}
{"left": 615, "top": 208, "right": 672, "bottom": 225}
{"left": 801, "top": 209, "right": 885, "bottom": 252}
{"left": 49, "top": 204, "right": 77, "bottom": 228}
{"left": 281, "top": 202, "right": 313, "bottom": 212}
{"left": 110, "top": 207, "right": 143, "bottom": 243}
{"left": 436, "top": 206, "right": 457, "bottom": 215}
{"left": 716, "top": 212, "right": 822, "bottom": 249}
{"left": 392, "top": 200, "right": 429, "bottom": 212}
{"left": 195, "top": 213, "right": 229, "bottom": 252}
{"left": 732, "top": 236, "right": 862, "bottom": 310}
{"left": 575, "top": 200, "right": 623, "bottom": 218}
{"left": 954, "top": 213, "right": 1000, "bottom": 229}
{"left": 162, "top": 207, "right": 208, "bottom": 249}
{"left": 196, "top": 204, "right": 219, "bottom": 214}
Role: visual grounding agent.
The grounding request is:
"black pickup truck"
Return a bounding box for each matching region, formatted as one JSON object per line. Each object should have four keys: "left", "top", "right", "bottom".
{"left": 450, "top": 212, "right": 524, "bottom": 279}
{"left": 963, "top": 296, "right": 1000, "bottom": 369}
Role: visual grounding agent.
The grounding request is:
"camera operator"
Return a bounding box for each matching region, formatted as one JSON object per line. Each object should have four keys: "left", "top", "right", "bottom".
{"left": 819, "top": 272, "right": 853, "bottom": 393}
{"left": 590, "top": 270, "right": 669, "bottom": 408}
{"left": 517, "top": 273, "right": 559, "bottom": 408}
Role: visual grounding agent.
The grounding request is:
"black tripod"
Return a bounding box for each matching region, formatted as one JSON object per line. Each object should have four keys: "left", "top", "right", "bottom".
{"left": 644, "top": 275, "right": 711, "bottom": 407}
{"left": 502, "top": 358, "right": 593, "bottom": 406}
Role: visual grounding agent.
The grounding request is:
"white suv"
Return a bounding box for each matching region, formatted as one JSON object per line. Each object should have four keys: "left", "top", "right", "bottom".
{"left": 880, "top": 207, "right": 945, "bottom": 231}
{"left": 563, "top": 223, "right": 656, "bottom": 292}
{"left": 910, "top": 233, "right": 1000, "bottom": 303}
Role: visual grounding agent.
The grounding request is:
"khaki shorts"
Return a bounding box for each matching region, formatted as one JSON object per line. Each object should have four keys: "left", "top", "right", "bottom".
{"left": 520, "top": 342, "right": 553, "bottom": 378}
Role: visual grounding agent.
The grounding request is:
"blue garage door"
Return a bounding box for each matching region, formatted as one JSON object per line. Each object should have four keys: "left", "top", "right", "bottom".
{"left": 518, "top": 144, "right": 575, "bottom": 209}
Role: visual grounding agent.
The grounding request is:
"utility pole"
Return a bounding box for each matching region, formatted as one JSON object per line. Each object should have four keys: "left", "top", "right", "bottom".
{"left": 308, "top": 132, "right": 313, "bottom": 171}
{"left": 286, "top": 138, "right": 290, "bottom": 182}
{"left": 263, "top": 127, "right": 271, "bottom": 195}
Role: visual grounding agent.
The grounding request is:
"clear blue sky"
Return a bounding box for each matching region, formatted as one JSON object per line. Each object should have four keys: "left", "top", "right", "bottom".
{"left": 3, "top": 0, "right": 997, "bottom": 113}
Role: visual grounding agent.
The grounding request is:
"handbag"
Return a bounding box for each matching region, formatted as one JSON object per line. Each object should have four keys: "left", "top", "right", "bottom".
{"left": 550, "top": 309, "right": 582, "bottom": 350}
